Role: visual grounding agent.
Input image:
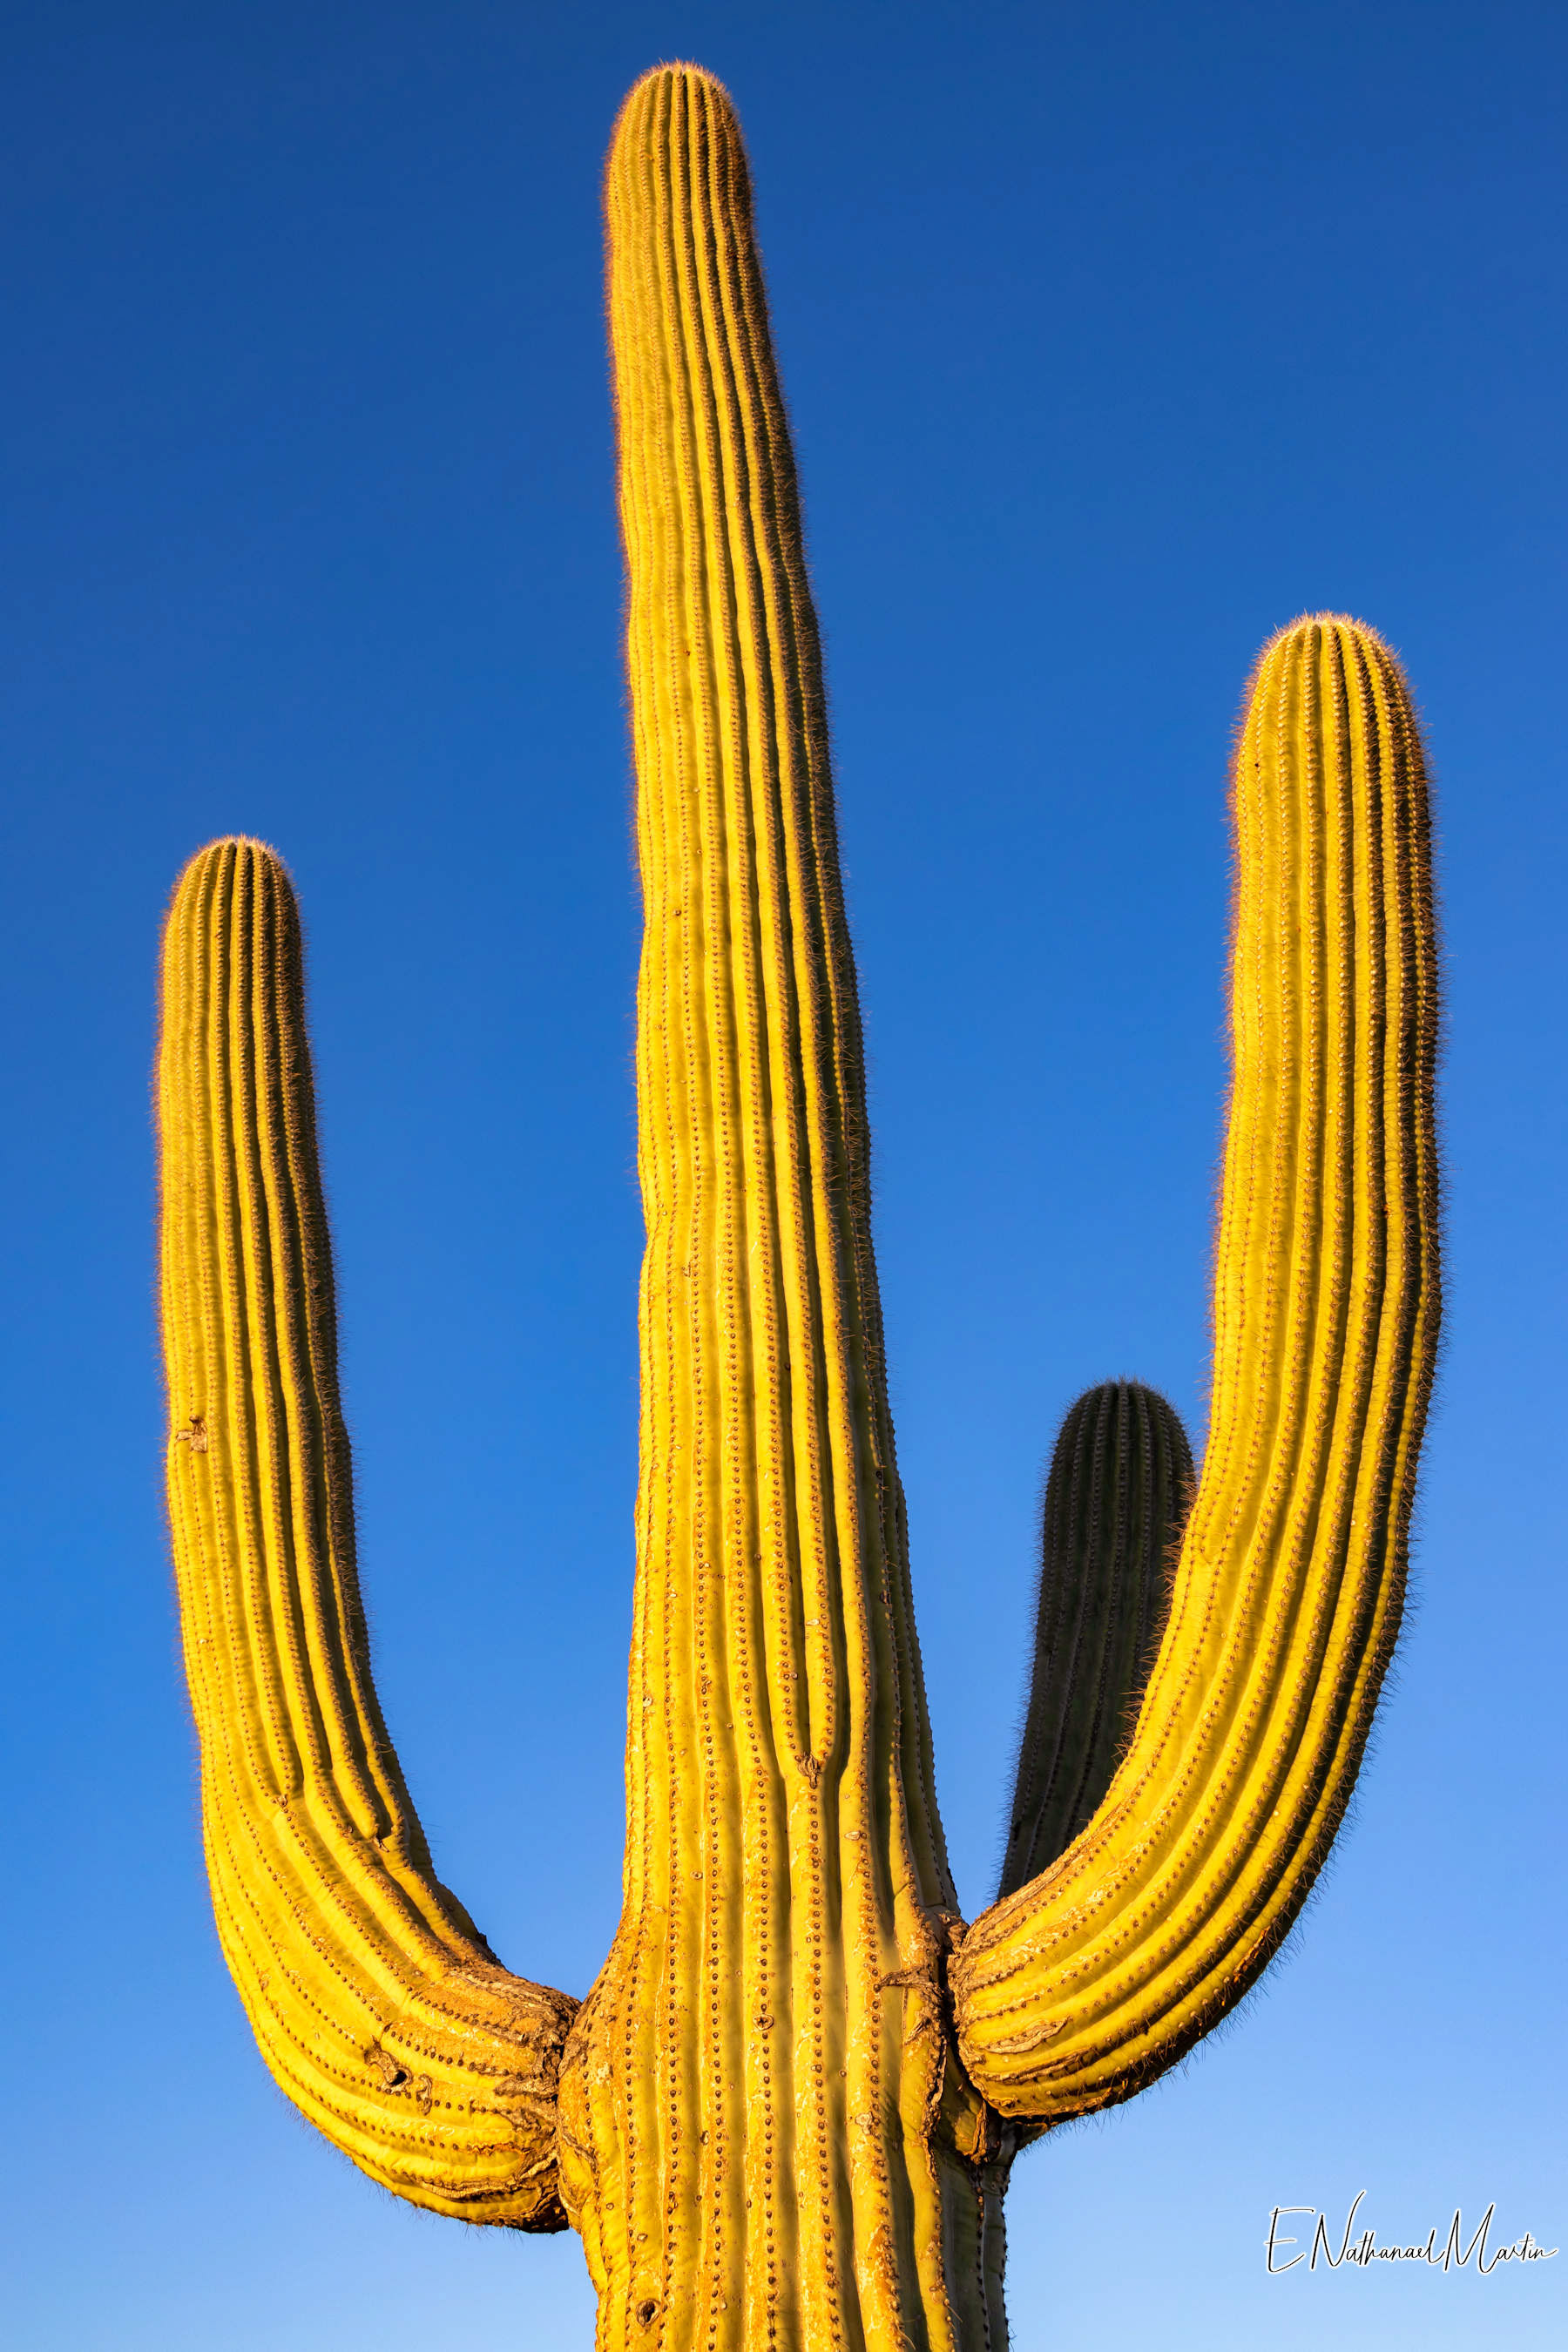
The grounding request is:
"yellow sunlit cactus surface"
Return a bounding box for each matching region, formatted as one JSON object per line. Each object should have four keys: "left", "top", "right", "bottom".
{"left": 159, "top": 840, "right": 577, "bottom": 2230}
{"left": 157, "top": 60, "right": 1440, "bottom": 2352}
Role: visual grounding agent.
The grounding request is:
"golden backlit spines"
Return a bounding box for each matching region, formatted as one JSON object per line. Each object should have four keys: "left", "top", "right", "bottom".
{"left": 953, "top": 618, "right": 1440, "bottom": 2122}
{"left": 159, "top": 838, "right": 576, "bottom": 2230}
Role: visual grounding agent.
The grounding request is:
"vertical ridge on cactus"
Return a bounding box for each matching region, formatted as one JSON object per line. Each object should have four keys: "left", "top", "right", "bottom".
{"left": 154, "top": 58, "right": 1443, "bottom": 2352}
{"left": 1001, "top": 1382, "right": 1192, "bottom": 1901}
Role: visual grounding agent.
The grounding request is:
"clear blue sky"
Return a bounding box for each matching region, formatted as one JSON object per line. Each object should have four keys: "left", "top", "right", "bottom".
{"left": 3, "top": 4, "right": 1563, "bottom": 2346}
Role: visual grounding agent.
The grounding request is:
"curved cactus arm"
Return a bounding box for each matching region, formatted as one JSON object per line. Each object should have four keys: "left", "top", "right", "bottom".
{"left": 956, "top": 617, "right": 1440, "bottom": 2126}
{"left": 159, "top": 838, "right": 577, "bottom": 2229}
{"left": 1000, "top": 1382, "right": 1191, "bottom": 1903}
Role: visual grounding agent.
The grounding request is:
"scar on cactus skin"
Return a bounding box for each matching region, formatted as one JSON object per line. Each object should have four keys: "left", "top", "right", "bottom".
{"left": 156, "top": 58, "right": 1441, "bottom": 2352}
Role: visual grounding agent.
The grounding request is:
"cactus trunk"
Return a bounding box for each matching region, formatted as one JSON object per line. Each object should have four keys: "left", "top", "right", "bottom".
{"left": 1001, "top": 1382, "right": 1192, "bottom": 1901}
{"left": 562, "top": 64, "right": 1004, "bottom": 2352}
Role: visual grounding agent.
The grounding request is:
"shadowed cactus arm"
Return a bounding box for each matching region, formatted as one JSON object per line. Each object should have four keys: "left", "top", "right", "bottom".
{"left": 1000, "top": 1382, "right": 1191, "bottom": 1902}
{"left": 159, "top": 837, "right": 577, "bottom": 2229}
{"left": 956, "top": 616, "right": 1441, "bottom": 2126}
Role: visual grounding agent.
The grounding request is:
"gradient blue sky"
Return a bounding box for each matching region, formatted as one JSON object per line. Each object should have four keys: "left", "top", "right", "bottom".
{"left": 3, "top": 4, "right": 1564, "bottom": 2347}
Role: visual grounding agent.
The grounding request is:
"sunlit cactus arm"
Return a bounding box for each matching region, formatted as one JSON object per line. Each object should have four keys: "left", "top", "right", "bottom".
{"left": 955, "top": 617, "right": 1440, "bottom": 2126}
{"left": 1000, "top": 1382, "right": 1191, "bottom": 1902}
{"left": 159, "top": 837, "right": 577, "bottom": 2229}
{"left": 565, "top": 61, "right": 1001, "bottom": 2352}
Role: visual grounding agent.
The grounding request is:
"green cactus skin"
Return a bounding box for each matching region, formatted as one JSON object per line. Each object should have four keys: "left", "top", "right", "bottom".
{"left": 1000, "top": 1383, "right": 1192, "bottom": 1903}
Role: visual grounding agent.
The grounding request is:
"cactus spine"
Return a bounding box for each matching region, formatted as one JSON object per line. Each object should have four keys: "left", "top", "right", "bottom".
{"left": 155, "top": 59, "right": 1441, "bottom": 2352}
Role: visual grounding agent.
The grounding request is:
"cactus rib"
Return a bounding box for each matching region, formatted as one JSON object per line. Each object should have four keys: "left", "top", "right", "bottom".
{"left": 954, "top": 617, "right": 1441, "bottom": 2124}
{"left": 1001, "top": 1382, "right": 1192, "bottom": 1902}
{"left": 159, "top": 837, "right": 576, "bottom": 2229}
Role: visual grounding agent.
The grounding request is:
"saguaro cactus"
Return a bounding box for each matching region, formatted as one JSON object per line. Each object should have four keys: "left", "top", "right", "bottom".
{"left": 157, "top": 60, "right": 1440, "bottom": 2352}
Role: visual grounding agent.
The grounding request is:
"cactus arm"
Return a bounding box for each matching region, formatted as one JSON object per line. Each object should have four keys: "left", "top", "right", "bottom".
{"left": 566, "top": 64, "right": 1000, "bottom": 2352}
{"left": 956, "top": 618, "right": 1440, "bottom": 2125}
{"left": 1000, "top": 1382, "right": 1191, "bottom": 1902}
{"left": 159, "top": 837, "right": 577, "bottom": 2229}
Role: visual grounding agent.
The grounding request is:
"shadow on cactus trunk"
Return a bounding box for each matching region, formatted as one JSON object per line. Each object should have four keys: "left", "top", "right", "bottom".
{"left": 155, "top": 59, "right": 1440, "bottom": 2352}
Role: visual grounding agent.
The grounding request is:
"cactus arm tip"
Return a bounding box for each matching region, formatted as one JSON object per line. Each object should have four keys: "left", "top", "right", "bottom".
{"left": 956, "top": 615, "right": 1440, "bottom": 2129}
{"left": 159, "top": 835, "right": 576, "bottom": 2231}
